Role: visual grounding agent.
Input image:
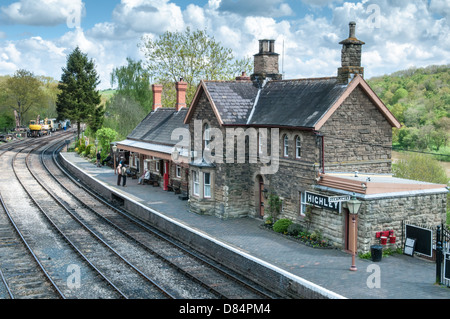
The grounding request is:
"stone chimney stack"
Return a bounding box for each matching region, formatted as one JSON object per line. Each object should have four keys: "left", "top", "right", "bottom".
{"left": 175, "top": 78, "right": 187, "bottom": 111}
{"left": 152, "top": 84, "right": 163, "bottom": 111}
{"left": 251, "top": 39, "right": 282, "bottom": 82}
{"left": 337, "top": 22, "right": 365, "bottom": 84}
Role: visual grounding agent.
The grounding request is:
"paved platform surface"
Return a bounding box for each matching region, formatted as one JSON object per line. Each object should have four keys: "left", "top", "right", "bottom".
{"left": 62, "top": 151, "right": 450, "bottom": 299}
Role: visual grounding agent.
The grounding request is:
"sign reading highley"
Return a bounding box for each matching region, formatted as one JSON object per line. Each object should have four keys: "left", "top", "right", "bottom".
{"left": 305, "top": 192, "right": 341, "bottom": 212}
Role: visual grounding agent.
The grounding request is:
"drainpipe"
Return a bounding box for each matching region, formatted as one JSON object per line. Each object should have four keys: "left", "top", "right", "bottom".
{"left": 314, "top": 131, "right": 325, "bottom": 174}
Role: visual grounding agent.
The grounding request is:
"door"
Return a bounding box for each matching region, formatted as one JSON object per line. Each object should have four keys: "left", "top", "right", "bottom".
{"left": 258, "top": 176, "right": 265, "bottom": 218}
{"left": 163, "top": 161, "right": 169, "bottom": 191}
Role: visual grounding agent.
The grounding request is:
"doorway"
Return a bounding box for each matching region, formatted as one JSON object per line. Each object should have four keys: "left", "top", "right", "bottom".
{"left": 257, "top": 175, "right": 265, "bottom": 218}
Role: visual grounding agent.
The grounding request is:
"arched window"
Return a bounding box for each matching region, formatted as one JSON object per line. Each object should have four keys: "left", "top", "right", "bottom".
{"left": 295, "top": 136, "right": 301, "bottom": 159}
{"left": 283, "top": 135, "right": 289, "bottom": 157}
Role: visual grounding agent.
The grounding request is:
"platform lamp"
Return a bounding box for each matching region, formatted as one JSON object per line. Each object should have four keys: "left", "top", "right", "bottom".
{"left": 347, "top": 193, "right": 362, "bottom": 271}
{"left": 112, "top": 143, "right": 117, "bottom": 175}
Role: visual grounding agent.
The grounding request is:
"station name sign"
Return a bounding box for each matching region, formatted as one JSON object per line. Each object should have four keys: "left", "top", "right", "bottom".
{"left": 305, "top": 192, "right": 346, "bottom": 212}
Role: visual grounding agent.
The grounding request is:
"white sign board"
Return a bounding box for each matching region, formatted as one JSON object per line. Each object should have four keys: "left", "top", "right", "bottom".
{"left": 328, "top": 195, "right": 351, "bottom": 203}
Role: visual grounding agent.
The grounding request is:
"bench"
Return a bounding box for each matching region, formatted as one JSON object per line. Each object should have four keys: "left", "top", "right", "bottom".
{"left": 167, "top": 180, "right": 181, "bottom": 194}
{"left": 144, "top": 173, "right": 159, "bottom": 187}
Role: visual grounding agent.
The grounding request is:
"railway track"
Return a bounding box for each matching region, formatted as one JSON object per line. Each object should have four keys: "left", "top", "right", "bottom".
{"left": 0, "top": 132, "right": 281, "bottom": 299}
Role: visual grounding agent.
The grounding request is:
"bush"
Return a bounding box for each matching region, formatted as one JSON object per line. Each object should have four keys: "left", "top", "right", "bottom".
{"left": 287, "top": 223, "right": 303, "bottom": 236}
{"left": 273, "top": 219, "right": 293, "bottom": 234}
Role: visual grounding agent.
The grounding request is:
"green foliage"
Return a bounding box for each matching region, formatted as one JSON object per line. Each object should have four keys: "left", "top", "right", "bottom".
{"left": 2, "top": 69, "right": 47, "bottom": 127}
{"left": 103, "top": 93, "right": 147, "bottom": 140}
{"left": 368, "top": 64, "right": 450, "bottom": 154}
{"left": 272, "top": 218, "right": 293, "bottom": 234}
{"left": 392, "top": 153, "right": 449, "bottom": 185}
{"left": 96, "top": 127, "right": 118, "bottom": 159}
{"left": 139, "top": 27, "right": 252, "bottom": 108}
{"left": 110, "top": 57, "right": 153, "bottom": 113}
{"left": 267, "top": 193, "right": 283, "bottom": 220}
{"left": 56, "top": 47, "right": 101, "bottom": 138}
{"left": 287, "top": 223, "right": 303, "bottom": 236}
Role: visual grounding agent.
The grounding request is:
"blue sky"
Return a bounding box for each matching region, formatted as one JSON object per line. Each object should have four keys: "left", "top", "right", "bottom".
{"left": 0, "top": 0, "right": 449, "bottom": 89}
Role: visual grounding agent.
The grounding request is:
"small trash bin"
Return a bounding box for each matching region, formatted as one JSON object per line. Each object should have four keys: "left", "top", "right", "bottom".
{"left": 371, "top": 245, "right": 383, "bottom": 262}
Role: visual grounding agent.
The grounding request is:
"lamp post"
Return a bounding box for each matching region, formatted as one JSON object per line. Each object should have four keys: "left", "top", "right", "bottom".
{"left": 112, "top": 143, "right": 117, "bottom": 175}
{"left": 347, "top": 194, "right": 362, "bottom": 271}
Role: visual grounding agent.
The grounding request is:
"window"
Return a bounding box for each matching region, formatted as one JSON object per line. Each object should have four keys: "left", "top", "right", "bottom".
{"left": 204, "top": 172, "right": 211, "bottom": 198}
{"left": 156, "top": 161, "right": 160, "bottom": 172}
{"left": 283, "top": 135, "right": 289, "bottom": 157}
{"left": 299, "top": 192, "right": 306, "bottom": 217}
{"left": 204, "top": 123, "right": 210, "bottom": 150}
{"left": 176, "top": 166, "right": 181, "bottom": 178}
{"left": 295, "top": 136, "right": 301, "bottom": 159}
{"left": 193, "top": 171, "right": 199, "bottom": 196}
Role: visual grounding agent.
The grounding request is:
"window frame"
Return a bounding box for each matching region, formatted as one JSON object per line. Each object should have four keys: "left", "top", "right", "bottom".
{"left": 203, "top": 172, "right": 211, "bottom": 198}
{"left": 193, "top": 171, "right": 199, "bottom": 196}
{"left": 283, "top": 134, "right": 289, "bottom": 157}
{"left": 295, "top": 135, "right": 302, "bottom": 159}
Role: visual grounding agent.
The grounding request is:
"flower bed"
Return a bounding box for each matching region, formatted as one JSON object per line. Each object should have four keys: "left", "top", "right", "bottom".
{"left": 261, "top": 221, "right": 333, "bottom": 249}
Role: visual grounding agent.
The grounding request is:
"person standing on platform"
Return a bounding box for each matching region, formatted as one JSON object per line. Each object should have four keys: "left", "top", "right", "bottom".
{"left": 121, "top": 164, "right": 128, "bottom": 187}
{"left": 116, "top": 161, "right": 122, "bottom": 186}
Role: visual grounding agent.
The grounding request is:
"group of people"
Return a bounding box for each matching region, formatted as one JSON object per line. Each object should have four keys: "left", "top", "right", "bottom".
{"left": 115, "top": 161, "right": 150, "bottom": 187}
{"left": 116, "top": 161, "right": 128, "bottom": 187}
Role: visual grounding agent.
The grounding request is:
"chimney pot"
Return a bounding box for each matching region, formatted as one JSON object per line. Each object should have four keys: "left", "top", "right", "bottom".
{"left": 236, "top": 71, "right": 251, "bottom": 81}
{"left": 152, "top": 84, "right": 163, "bottom": 111}
{"left": 349, "top": 21, "right": 356, "bottom": 38}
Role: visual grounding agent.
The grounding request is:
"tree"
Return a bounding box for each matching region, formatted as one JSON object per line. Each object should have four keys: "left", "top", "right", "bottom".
{"left": 56, "top": 47, "right": 101, "bottom": 138}
{"left": 103, "top": 94, "right": 147, "bottom": 140}
{"left": 3, "top": 69, "right": 46, "bottom": 127}
{"left": 96, "top": 127, "right": 118, "bottom": 159}
{"left": 393, "top": 153, "right": 448, "bottom": 185}
{"left": 110, "top": 57, "right": 153, "bottom": 113}
{"left": 139, "top": 27, "right": 252, "bottom": 108}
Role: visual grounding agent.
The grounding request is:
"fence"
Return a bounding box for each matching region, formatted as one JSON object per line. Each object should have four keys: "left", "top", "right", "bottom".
{"left": 437, "top": 224, "right": 450, "bottom": 286}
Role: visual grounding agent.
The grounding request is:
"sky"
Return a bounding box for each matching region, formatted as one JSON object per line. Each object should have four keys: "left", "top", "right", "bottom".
{"left": 0, "top": 0, "right": 449, "bottom": 90}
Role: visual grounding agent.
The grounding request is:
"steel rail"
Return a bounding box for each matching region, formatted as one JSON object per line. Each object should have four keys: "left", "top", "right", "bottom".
{"left": 26, "top": 138, "right": 175, "bottom": 299}
{"left": 51, "top": 140, "right": 279, "bottom": 299}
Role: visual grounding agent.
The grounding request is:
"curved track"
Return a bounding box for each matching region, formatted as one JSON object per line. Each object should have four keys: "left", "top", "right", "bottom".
{"left": 0, "top": 132, "right": 280, "bottom": 299}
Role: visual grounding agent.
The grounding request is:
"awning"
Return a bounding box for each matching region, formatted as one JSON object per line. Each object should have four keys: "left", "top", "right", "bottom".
{"left": 115, "top": 139, "right": 189, "bottom": 161}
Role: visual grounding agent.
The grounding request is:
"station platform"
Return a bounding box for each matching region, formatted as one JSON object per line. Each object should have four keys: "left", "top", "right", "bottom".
{"left": 61, "top": 151, "right": 449, "bottom": 300}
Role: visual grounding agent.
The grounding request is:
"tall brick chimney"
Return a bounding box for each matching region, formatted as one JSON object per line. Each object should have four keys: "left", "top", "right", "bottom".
{"left": 251, "top": 39, "right": 282, "bottom": 82}
{"left": 152, "top": 84, "right": 163, "bottom": 111}
{"left": 337, "top": 22, "right": 365, "bottom": 84}
{"left": 175, "top": 78, "right": 187, "bottom": 111}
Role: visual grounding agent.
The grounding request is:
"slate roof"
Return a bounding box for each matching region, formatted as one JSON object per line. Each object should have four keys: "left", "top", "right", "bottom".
{"left": 127, "top": 107, "right": 188, "bottom": 146}
{"left": 203, "top": 81, "right": 258, "bottom": 125}
{"left": 190, "top": 77, "right": 347, "bottom": 129}
{"left": 188, "top": 76, "right": 400, "bottom": 130}
{"left": 247, "top": 78, "right": 347, "bottom": 128}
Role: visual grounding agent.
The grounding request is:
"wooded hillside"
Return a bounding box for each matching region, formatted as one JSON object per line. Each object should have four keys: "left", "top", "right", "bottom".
{"left": 367, "top": 65, "right": 450, "bottom": 158}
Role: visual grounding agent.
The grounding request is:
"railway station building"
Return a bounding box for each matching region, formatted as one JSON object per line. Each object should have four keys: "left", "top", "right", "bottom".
{"left": 115, "top": 80, "right": 190, "bottom": 196}
{"left": 181, "top": 22, "right": 448, "bottom": 253}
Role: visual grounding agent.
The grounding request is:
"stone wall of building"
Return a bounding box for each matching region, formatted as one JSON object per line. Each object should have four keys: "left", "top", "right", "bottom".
{"left": 358, "top": 192, "right": 447, "bottom": 252}
{"left": 320, "top": 86, "right": 393, "bottom": 174}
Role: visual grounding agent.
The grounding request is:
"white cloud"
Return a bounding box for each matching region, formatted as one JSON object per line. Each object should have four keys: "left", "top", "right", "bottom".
{"left": 218, "top": 0, "right": 294, "bottom": 18}
{"left": 1, "top": 0, "right": 450, "bottom": 90}
{"left": 0, "top": 0, "right": 84, "bottom": 26}
{"left": 111, "top": 0, "right": 185, "bottom": 34}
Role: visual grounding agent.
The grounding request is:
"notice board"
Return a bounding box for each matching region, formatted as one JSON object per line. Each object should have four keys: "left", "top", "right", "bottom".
{"left": 405, "top": 224, "right": 433, "bottom": 257}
